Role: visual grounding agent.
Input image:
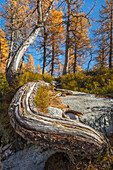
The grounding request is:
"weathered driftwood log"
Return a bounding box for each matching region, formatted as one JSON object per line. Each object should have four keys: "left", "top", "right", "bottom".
{"left": 8, "top": 81, "right": 108, "bottom": 158}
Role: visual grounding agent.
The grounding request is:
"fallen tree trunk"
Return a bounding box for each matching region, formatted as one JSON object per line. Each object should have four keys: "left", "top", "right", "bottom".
{"left": 8, "top": 81, "right": 108, "bottom": 158}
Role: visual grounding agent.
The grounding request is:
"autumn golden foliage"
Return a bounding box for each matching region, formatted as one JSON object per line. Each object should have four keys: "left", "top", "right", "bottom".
{"left": 0, "top": 29, "right": 8, "bottom": 73}
{"left": 25, "top": 54, "right": 36, "bottom": 72}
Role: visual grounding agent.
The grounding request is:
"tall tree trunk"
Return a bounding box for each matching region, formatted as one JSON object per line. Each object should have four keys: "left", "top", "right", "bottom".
{"left": 101, "top": 47, "right": 105, "bottom": 68}
{"left": 63, "top": 0, "right": 70, "bottom": 75}
{"left": 73, "top": 43, "right": 77, "bottom": 73}
{"left": 42, "top": 22, "right": 47, "bottom": 74}
{"left": 51, "top": 34, "right": 55, "bottom": 76}
{"left": 109, "top": 1, "right": 112, "bottom": 69}
{"left": 6, "top": 14, "right": 15, "bottom": 70}
{"left": 87, "top": 50, "right": 93, "bottom": 73}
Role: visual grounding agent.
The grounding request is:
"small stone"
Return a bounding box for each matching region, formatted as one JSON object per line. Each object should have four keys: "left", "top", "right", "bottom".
{"left": 55, "top": 93, "right": 61, "bottom": 97}
{"left": 48, "top": 107, "right": 62, "bottom": 118}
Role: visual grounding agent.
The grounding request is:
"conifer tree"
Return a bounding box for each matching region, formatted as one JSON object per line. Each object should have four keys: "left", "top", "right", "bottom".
{"left": 63, "top": 0, "right": 86, "bottom": 74}
{"left": 25, "top": 54, "right": 36, "bottom": 72}
{"left": 37, "top": 63, "right": 42, "bottom": 74}
{"left": 70, "top": 12, "right": 91, "bottom": 73}
{"left": 47, "top": 9, "right": 65, "bottom": 76}
{"left": 94, "top": 0, "right": 113, "bottom": 69}
{"left": 36, "top": 8, "right": 64, "bottom": 76}
{"left": 0, "top": 29, "right": 8, "bottom": 73}
{"left": 1, "top": 0, "right": 32, "bottom": 62}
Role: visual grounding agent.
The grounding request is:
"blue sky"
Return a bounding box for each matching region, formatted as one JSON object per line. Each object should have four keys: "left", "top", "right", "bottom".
{"left": 83, "top": 0, "right": 105, "bottom": 19}
{"left": 82, "top": 0, "right": 106, "bottom": 69}
{"left": 83, "top": 0, "right": 106, "bottom": 33}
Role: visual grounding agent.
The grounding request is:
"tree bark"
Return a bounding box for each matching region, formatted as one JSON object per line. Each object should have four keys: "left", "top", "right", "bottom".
{"left": 42, "top": 22, "right": 47, "bottom": 74}
{"left": 109, "top": 1, "right": 112, "bottom": 69}
{"left": 51, "top": 34, "right": 55, "bottom": 76}
{"left": 87, "top": 50, "right": 93, "bottom": 73}
{"left": 63, "top": 0, "right": 70, "bottom": 75}
{"left": 73, "top": 43, "right": 77, "bottom": 73}
{"left": 101, "top": 47, "right": 105, "bottom": 68}
{"left": 8, "top": 81, "right": 108, "bottom": 158}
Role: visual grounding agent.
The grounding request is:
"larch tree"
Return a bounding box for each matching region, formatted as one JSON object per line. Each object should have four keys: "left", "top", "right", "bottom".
{"left": 39, "top": 0, "right": 57, "bottom": 74}
{"left": 62, "top": 0, "right": 71, "bottom": 75}
{"left": 94, "top": 34, "right": 108, "bottom": 69}
{"left": 35, "top": 21, "right": 48, "bottom": 75}
{"left": 0, "top": 29, "right": 9, "bottom": 73}
{"left": 62, "top": 0, "right": 84, "bottom": 75}
{"left": 1, "top": 0, "right": 32, "bottom": 66}
{"left": 47, "top": 8, "right": 65, "bottom": 76}
{"left": 42, "top": 22, "right": 48, "bottom": 74}
{"left": 70, "top": 12, "right": 91, "bottom": 73}
{"left": 25, "top": 54, "right": 36, "bottom": 72}
{"left": 35, "top": 7, "right": 64, "bottom": 76}
{"left": 94, "top": 0, "right": 113, "bottom": 69}
{"left": 37, "top": 63, "right": 42, "bottom": 74}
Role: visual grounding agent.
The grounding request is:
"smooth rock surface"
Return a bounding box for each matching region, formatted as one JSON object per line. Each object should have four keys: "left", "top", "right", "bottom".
{"left": 61, "top": 90, "right": 113, "bottom": 136}
{"left": 2, "top": 146, "right": 56, "bottom": 170}
{"left": 47, "top": 106, "right": 62, "bottom": 118}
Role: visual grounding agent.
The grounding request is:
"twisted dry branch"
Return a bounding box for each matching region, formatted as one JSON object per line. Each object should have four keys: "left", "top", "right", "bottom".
{"left": 8, "top": 81, "right": 108, "bottom": 157}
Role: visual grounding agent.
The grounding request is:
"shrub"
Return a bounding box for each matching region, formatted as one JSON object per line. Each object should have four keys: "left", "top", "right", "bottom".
{"left": 0, "top": 73, "right": 10, "bottom": 96}
{"left": 35, "top": 84, "right": 51, "bottom": 113}
{"left": 57, "top": 68, "right": 113, "bottom": 97}
{"left": 42, "top": 74, "right": 54, "bottom": 83}
{"left": 16, "top": 71, "right": 54, "bottom": 88}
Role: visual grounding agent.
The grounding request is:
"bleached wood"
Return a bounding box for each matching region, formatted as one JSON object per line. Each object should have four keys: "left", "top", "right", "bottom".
{"left": 8, "top": 81, "right": 108, "bottom": 158}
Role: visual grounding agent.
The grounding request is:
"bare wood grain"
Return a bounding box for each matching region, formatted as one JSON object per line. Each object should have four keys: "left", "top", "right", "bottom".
{"left": 8, "top": 81, "right": 108, "bottom": 158}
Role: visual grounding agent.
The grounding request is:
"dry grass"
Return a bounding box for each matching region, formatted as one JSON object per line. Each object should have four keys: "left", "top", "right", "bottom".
{"left": 35, "top": 85, "right": 67, "bottom": 113}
